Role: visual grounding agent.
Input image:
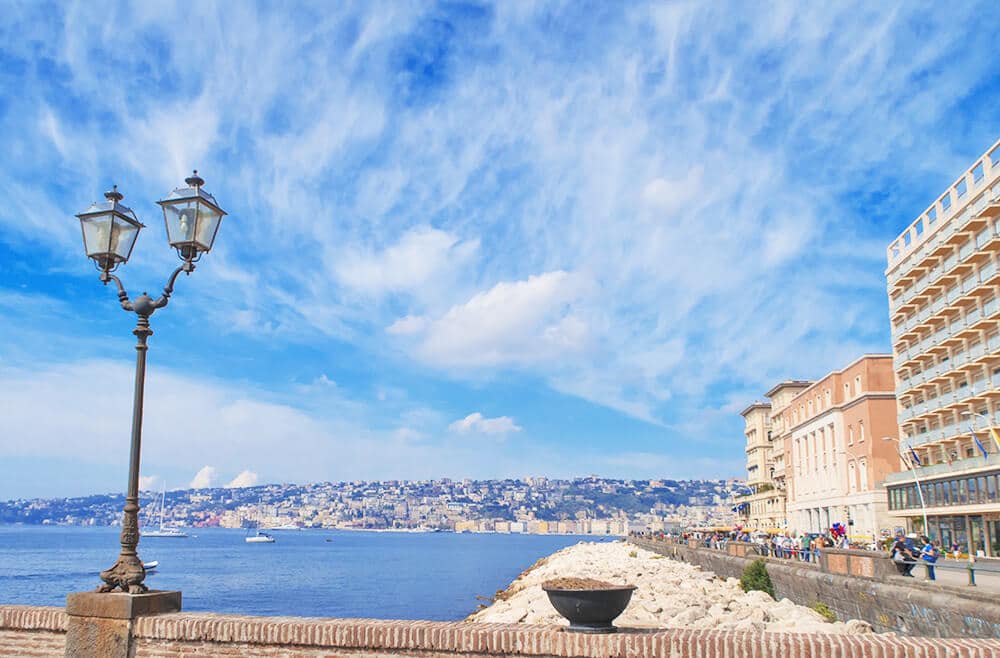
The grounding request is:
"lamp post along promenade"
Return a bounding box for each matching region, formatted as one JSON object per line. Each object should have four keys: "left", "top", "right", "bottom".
{"left": 74, "top": 172, "right": 226, "bottom": 594}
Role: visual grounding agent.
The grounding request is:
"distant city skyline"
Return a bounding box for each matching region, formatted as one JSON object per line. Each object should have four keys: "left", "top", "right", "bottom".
{"left": 2, "top": 2, "right": 1000, "bottom": 499}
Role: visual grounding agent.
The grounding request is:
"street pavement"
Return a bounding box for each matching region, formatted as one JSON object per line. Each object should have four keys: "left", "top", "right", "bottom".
{"left": 904, "top": 557, "right": 1000, "bottom": 591}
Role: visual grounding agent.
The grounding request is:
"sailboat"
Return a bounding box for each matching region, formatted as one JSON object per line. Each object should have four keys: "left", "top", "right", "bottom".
{"left": 245, "top": 528, "right": 275, "bottom": 543}
{"left": 143, "top": 486, "right": 188, "bottom": 538}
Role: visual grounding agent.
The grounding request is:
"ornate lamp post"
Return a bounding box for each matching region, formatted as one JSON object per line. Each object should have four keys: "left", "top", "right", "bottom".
{"left": 75, "top": 172, "right": 226, "bottom": 594}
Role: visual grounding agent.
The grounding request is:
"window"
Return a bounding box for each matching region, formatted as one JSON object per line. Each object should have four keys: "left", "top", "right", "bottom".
{"left": 859, "top": 459, "right": 868, "bottom": 491}
{"left": 825, "top": 389, "right": 831, "bottom": 406}
{"left": 855, "top": 375, "right": 862, "bottom": 395}
{"left": 859, "top": 421, "right": 865, "bottom": 442}
{"left": 849, "top": 463, "right": 857, "bottom": 493}
{"left": 848, "top": 425, "right": 854, "bottom": 445}
{"left": 844, "top": 383, "right": 850, "bottom": 398}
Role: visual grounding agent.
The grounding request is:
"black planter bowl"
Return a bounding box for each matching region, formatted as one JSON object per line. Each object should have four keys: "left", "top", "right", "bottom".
{"left": 541, "top": 584, "right": 637, "bottom": 633}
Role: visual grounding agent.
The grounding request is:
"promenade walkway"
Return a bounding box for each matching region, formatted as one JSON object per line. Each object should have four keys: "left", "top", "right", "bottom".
{"left": 909, "top": 557, "right": 1000, "bottom": 591}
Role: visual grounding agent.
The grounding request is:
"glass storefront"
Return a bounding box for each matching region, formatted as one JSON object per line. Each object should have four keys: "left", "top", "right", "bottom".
{"left": 888, "top": 469, "right": 1000, "bottom": 511}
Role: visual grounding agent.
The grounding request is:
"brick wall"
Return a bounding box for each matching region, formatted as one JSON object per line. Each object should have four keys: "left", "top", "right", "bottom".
{"left": 631, "top": 537, "right": 1000, "bottom": 638}
{"left": 0, "top": 606, "right": 67, "bottom": 657}
{"left": 5, "top": 604, "right": 1000, "bottom": 656}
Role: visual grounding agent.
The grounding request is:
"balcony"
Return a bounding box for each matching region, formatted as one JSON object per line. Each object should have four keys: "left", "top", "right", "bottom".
{"left": 887, "top": 143, "right": 1000, "bottom": 276}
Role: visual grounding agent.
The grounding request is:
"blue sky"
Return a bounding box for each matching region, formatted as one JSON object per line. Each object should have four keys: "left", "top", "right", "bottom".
{"left": 2, "top": 1, "right": 1000, "bottom": 499}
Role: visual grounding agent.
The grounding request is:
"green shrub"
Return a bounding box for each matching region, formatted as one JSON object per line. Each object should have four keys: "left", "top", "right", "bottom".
{"left": 739, "top": 559, "right": 775, "bottom": 598}
{"left": 628, "top": 550, "right": 638, "bottom": 558}
{"left": 810, "top": 601, "right": 836, "bottom": 623}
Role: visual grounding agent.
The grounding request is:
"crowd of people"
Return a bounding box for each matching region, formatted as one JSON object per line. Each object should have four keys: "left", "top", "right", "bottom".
{"left": 638, "top": 525, "right": 946, "bottom": 579}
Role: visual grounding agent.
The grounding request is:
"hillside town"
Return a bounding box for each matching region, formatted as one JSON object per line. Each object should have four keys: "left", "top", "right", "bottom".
{"left": 734, "top": 139, "right": 1000, "bottom": 557}
{"left": 0, "top": 476, "right": 741, "bottom": 535}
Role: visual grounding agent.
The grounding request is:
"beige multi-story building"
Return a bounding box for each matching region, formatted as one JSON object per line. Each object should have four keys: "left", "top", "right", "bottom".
{"left": 885, "top": 139, "right": 1000, "bottom": 554}
{"left": 735, "top": 382, "right": 810, "bottom": 531}
{"left": 737, "top": 402, "right": 781, "bottom": 529}
{"left": 767, "top": 381, "right": 813, "bottom": 499}
{"left": 783, "top": 356, "right": 900, "bottom": 540}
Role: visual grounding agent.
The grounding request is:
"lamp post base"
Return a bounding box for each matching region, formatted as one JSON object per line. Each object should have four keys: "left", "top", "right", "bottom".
{"left": 65, "top": 590, "right": 181, "bottom": 658}
{"left": 97, "top": 555, "right": 147, "bottom": 594}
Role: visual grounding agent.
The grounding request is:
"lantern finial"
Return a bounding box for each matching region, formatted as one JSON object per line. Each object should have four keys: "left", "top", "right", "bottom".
{"left": 105, "top": 185, "right": 123, "bottom": 203}
{"left": 185, "top": 170, "right": 204, "bottom": 188}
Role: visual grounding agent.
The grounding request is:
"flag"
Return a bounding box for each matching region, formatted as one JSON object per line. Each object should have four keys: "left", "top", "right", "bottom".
{"left": 989, "top": 425, "right": 1000, "bottom": 452}
{"left": 970, "top": 426, "right": 990, "bottom": 458}
{"left": 909, "top": 446, "right": 922, "bottom": 467}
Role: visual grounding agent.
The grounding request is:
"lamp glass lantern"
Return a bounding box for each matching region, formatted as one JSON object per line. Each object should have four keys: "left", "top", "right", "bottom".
{"left": 157, "top": 171, "right": 227, "bottom": 261}
{"left": 75, "top": 188, "right": 145, "bottom": 273}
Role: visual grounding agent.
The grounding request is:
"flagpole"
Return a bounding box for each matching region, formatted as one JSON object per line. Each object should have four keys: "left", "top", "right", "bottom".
{"left": 883, "top": 436, "right": 929, "bottom": 535}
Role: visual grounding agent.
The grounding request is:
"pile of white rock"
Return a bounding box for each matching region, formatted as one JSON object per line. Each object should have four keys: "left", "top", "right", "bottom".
{"left": 468, "top": 541, "right": 874, "bottom": 634}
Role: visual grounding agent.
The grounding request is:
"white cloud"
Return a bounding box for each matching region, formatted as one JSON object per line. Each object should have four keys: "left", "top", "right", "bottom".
{"left": 449, "top": 412, "right": 522, "bottom": 436}
{"left": 225, "top": 470, "right": 259, "bottom": 488}
{"left": 334, "top": 227, "right": 479, "bottom": 299}
{"left": 190, "top": 466, "right": 217, "bottom": 490}
{"left": 386, "top": 315, "right": 429, "bottom": 336}
{"left": 405, "top": 271, "right": 589, "bottom": 369}
{"left": 138, "top": 475, "right": 162, "bottom": 492}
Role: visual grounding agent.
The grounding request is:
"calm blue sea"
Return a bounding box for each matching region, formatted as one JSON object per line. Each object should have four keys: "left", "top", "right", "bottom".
{"left": 0, "top": 526, "right": 603, "bottom": 620}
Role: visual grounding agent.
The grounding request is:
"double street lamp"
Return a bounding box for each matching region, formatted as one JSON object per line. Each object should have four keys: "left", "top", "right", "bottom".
{"left": 75, "top": 172, "right": 227, "bottom": 594}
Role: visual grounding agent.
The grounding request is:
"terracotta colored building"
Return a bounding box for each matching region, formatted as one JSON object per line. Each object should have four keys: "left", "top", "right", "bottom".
{"left": 783, "top": 355, "right": 901, "bottom": 540}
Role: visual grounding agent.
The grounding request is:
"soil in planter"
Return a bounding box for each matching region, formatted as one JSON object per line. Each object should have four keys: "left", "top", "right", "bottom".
{"left": 542, "top": 577, "right": 633, "bottom": 590}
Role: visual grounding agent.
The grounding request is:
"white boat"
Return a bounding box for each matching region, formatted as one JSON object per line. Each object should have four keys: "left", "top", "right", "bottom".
{"left": 245, "top": 530, "right": 275, "bottom": 544}
{"left": 270, "top": 523, "right": 302, "bottom": 531}
{"left": 143, "top": 561, "right": 159, "bottom": 571}
{"left": 143, "top": 486, "right": 188, "bottom": 538}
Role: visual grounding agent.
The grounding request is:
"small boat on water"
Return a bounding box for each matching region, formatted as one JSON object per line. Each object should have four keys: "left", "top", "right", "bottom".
{"left": 143, "top": 561, "right": 159, "bottom": 571}
{"left": 245, "top": 530, "right": 275, "bottom": 544}
{"left": 270, "top": 523, "right": 302, "bottom": 531}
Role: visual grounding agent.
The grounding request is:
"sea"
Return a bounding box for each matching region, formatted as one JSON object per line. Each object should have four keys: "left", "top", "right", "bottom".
{"left": 0, "top": 526, "right": 607, "bottom": 620}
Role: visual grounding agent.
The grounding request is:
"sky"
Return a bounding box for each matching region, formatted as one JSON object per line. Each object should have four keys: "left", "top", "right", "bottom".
{"left": 2, "top": 1, "right": 1000, "bottom": 499}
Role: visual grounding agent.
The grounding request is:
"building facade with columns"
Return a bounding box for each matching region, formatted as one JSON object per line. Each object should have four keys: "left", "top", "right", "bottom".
{"left": 884, "top": 139, "right": 1000, "bottom": 554}
{"left": 783, "top": 355, "right": 901, "bottom": 540}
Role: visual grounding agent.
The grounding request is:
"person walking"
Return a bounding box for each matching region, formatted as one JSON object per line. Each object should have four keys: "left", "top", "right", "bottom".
{"left": 920, "top": 536, "right": 939, "bottom": 581}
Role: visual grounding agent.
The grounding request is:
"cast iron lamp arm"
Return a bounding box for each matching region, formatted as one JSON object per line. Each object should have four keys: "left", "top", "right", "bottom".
{"left": 152, "top": 260, "right": 196, "bottom": 310}
{"left": 99, "top": 272, "right": 135, "bottom": 312}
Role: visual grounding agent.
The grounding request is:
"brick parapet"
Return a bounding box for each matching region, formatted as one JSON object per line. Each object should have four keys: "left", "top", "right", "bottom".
{"left": 4, "top": 605, "right": 1000, "bottom": 656}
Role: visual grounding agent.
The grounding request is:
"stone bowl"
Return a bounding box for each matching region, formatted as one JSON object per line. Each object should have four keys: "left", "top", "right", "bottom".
{"left": 542, "top": 580, "right": 637, "bottom": 633}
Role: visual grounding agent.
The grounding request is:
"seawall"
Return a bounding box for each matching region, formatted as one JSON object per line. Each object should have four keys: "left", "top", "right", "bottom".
{"left": 4, "top": 604, "right": 1000, "bottom": 657}
{"left": 630, "top": 536, "right": 1000, "bottom": 639}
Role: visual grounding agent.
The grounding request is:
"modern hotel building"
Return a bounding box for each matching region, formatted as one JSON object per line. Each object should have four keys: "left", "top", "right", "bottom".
{"left": 885, "top": 139, "right": 1000, "bottom": 554}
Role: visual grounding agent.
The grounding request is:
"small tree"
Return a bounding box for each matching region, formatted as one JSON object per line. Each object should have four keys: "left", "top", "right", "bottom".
{"left": 739, "top": 559, "right": 775, "bottom": 598}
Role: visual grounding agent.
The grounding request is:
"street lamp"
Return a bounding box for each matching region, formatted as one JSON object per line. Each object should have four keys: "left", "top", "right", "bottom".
{"left": 882, "top": 436, "right": 929, "bottom": 536}
{"left": 75, "top": 172, "right": 227, "bottom": 594}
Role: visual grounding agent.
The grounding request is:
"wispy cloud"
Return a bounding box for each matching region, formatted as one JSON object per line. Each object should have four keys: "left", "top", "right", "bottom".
{"left": 1, "top": 1, "right": 999, "bottom": 495}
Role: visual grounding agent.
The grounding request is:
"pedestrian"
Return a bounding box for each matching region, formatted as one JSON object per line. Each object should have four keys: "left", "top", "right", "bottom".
{"left": 891, "top": 532, "right": 916, "bottom": 577}
{"left": 951, "top": 539, "right": 961, "bottom": 559}
{"left": 920, "top": 536, "right": 939, "bottom": 581}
